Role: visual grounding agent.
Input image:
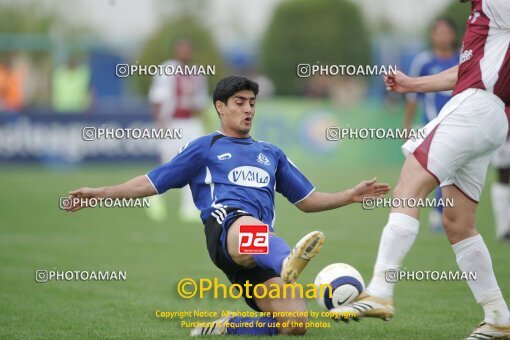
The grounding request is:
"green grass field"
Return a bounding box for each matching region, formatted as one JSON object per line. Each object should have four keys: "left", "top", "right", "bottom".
{"left": 0, "top": 162, "right": 508, "bottom": 339}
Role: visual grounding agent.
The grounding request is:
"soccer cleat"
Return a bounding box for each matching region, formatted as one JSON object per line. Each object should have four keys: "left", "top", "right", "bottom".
{"left": 465, "top": 321, "right": 510, "bottom": 339}
{"left": 190, "top": 314, "right": 231, "bottom": 336}
{"left": 281, "top": 231, "right": 325, "bottom": 283}
{"left": 330, "top": 292, "right": 394, "bottom": 321}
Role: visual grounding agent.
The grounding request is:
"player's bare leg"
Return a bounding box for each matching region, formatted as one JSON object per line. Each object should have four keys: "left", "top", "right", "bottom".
{"left": 442, "top": 185, "right": 510, "bottom": 339}
{"left": 332, "top": 154, "right": 437, "bottom": 321}
{"left": 226, "top": 216, "right": 264, "bottom": 268}
{"left": 191, "top": 216, "right": 320, "bottom": 336}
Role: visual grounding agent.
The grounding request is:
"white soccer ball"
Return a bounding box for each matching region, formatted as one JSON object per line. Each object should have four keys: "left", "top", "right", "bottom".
{"left": 314, "top": 263, "right": 365, "bottom": 310}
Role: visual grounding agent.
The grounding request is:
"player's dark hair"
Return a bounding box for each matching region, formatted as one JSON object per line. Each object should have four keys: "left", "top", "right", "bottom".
{"left": 212, "top": 76, "right": 259, "bottom": 113}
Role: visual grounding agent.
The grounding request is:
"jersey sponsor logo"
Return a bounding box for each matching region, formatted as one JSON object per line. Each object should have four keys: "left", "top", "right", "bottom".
{"left": 460, "top": 49, "right": 473, "bottom": 65}
{"left": 239, "top": 225, "right": 269, "bottom": 254}
{"left": 257, "top": 153, "right": 271, "bottom": 166}
{"left": 228, "top": 166, "right": 270, "bottom": 188}
{"left": 217, "top": 153, "right": 232, "bottom": 161}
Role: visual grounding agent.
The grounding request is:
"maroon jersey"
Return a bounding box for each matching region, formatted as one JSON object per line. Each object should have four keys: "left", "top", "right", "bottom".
{"left": 453, "top": 0, "right": 510, "bottom": 107}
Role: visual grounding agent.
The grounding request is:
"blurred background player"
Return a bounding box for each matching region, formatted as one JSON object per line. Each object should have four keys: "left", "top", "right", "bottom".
{"left": 147, "top": 39, "right": 208, "bottom": 223}
{"left": 404, "top": 17, "right": 459, "bottom": 233}
{"left": 490, "top": 120, "right": 510, "bottom": 241}
{"left": 51, "top": 54, "right": 91, "bottom": 113}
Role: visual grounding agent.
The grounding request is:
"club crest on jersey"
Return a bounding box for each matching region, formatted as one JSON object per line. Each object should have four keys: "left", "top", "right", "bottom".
{"left": 228, "top": 166, "right": 270, "bottom": 188}
{"left": 460, "top": 49, "right": 473, "bottom": 65}
{"left": 257, "top": 153, "right": 271, "bottom": 166}
{"left": 217, "top": 153, "right": 232, "bottom": 161}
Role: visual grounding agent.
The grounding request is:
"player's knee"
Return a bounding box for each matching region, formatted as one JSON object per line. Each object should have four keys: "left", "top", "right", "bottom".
{"left": 278, "top": 318, "right": 307, "bottom": 336}
{"left": 393, "top": 178, "right": 433, "bottom": 200}
{"left": 443, "top": 211, "right": 458, "bottom": 240}
{"left": 442, "top": 211, "right": 475, "bottom": 244}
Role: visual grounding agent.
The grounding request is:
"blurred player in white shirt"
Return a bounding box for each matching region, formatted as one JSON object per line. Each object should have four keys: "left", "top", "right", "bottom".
{"left": 147, "top": 39, "right": 208, "bottom": 222}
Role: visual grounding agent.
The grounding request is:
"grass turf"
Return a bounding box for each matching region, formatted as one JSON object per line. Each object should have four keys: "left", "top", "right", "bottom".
{"left": 0, "top": 163, "right": 508, "bottom": 339}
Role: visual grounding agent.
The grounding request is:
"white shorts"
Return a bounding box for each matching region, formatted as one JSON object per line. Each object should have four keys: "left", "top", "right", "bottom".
{"left": 402, "top": 88, "right": 508, "bottom": 202}
{"left": 159, "top": 117, "right": 204, "bottom": 163}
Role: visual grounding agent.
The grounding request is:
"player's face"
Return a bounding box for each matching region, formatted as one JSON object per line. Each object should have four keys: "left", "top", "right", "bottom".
{"left": 431, "top": 21, "right": 456, "bottom": 51}
{"left": 174, "top": 42, "right": 193, "bottom": 64}
{"left": 217, "top": 90, "right": 256, "bottom": 138}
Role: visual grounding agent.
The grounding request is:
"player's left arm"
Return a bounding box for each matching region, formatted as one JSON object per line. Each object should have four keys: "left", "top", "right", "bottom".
{"left": 275, "top": 149, "right": 390, "bottom": 213}
{"left": 384, "top": 66, "right": 458, "bottom": 94}
{"left": 296, "top": 177, "right": 390, "bottom": 213}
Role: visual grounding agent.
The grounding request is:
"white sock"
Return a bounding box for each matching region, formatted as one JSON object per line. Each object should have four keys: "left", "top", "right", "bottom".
{"left": 491, "top": 183, "right": 510, "bottom": 238}
{"left": 453, "top": 234, "right": 510, "bottom": 325}
{"left": 366, "top": 213, "right": 419, "bottom": 299}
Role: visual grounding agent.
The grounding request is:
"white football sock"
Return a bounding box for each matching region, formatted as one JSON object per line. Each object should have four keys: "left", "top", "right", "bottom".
{"left": 366, "top": 213, "right": 419, "bottom": 299}
{"left": 453, "top": 234, "right": 510, "bottom": 326}
{"left": 491, "top": 183, "right": 510, "bottom": 239}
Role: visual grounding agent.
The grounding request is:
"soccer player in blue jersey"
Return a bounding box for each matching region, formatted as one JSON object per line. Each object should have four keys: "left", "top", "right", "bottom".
{"left": 403, "top": 17, "right": 459, "bottom": 232}
{"left": 65, "top": 76, "right": 390, "bottom": 336}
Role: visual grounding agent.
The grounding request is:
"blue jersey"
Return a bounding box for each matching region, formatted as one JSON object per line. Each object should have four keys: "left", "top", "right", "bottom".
{"left": 146, "top": 132, "right": 315, "bottom": 229}
{"left": 407, "top": 51, "right": 459, "bottom": 124}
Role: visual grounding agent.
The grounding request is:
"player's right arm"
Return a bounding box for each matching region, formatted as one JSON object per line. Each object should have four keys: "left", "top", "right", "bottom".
{"left": 66, "top": 175, "right": 157, "bottom": 212}
{"left": 66, "top": 136, "right": 208, "bottom": 213}
{"left": 384, "top": 65, "right": 459, "bottom": 94}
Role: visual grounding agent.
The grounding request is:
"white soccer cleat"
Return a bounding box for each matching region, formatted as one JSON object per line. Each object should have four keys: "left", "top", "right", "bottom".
{"left": 330, "top": 292, "right": 394, "bottom": 322}
{"left": 281, "top": 231, "right": 325, "bottom": 284}
{"left": 190, "top": 314, "right": 231, "bottom": 336}
{"left": 466, "top": 322, "right": 510, "bottom": 339}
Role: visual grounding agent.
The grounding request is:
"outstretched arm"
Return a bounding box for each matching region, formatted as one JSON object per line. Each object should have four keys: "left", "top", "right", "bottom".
{"left": 296, "top": 178, "right": 390, "bottom": 213}
{"left": 65, "top": 175, "right": 157, "bottom": 212}
{"left": 384, "top": 66, "right": 459, "bottom": 94}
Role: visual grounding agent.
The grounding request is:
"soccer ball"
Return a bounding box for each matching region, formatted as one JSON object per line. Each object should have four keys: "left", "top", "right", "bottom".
{"left": 314, "top": 263, "right": 365, "bottom": 310}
